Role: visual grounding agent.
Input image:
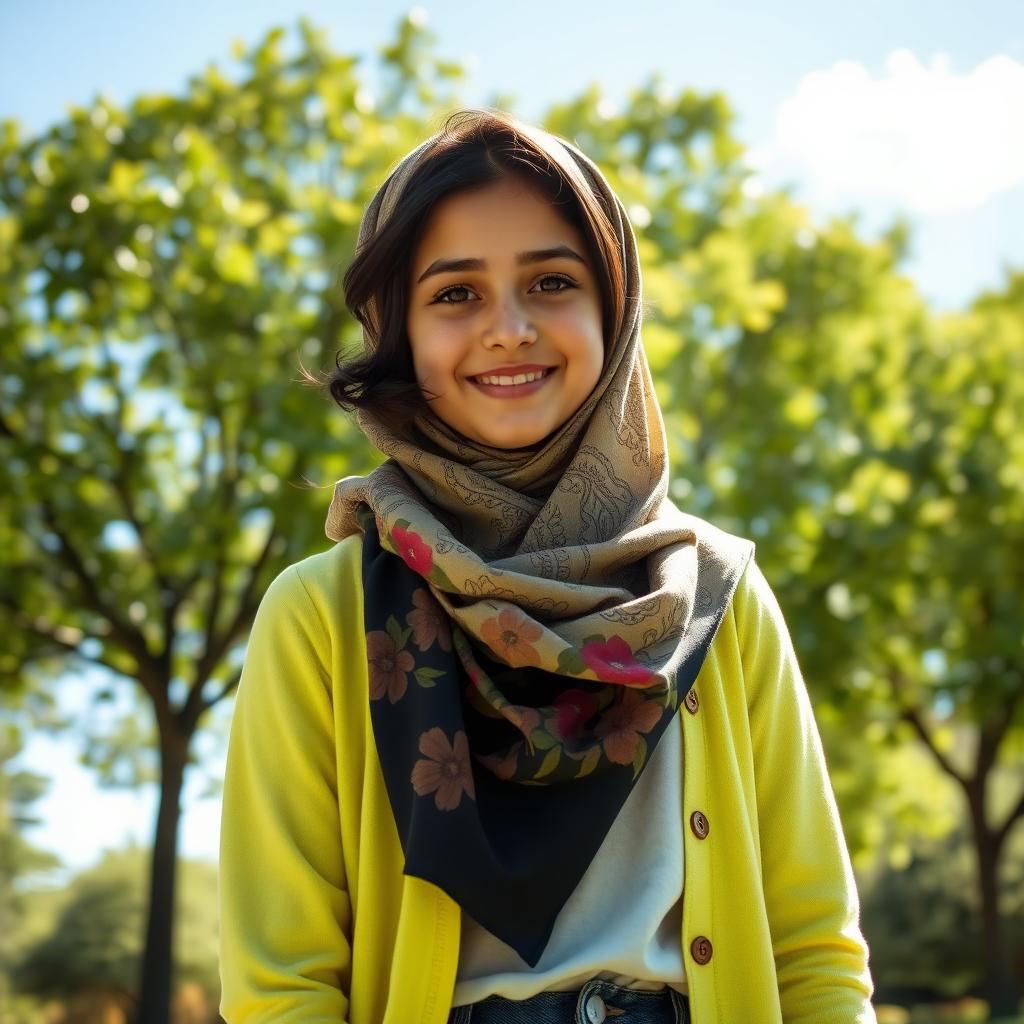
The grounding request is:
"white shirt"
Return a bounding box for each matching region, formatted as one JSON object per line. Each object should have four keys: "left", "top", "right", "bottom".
{"left": 452, "top": 713, "right": 689, "bottom": 1005}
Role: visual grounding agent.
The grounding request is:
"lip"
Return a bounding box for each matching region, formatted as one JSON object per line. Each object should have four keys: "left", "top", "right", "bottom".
{"left": 468, "top": 365, "right": 557, "bottom": 398}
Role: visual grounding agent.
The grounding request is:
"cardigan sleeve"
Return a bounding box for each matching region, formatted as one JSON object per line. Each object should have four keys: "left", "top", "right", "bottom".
{"left": 735, "top": 558, "right": 877, "bottom": 1024}
{"left": 218, "top": 564, "right": 352, "bottom": 1023}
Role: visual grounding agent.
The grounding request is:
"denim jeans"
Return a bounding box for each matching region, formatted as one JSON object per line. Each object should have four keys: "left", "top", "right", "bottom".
{"left": 447, "top": 977, "right": 691, "bottom": 1023}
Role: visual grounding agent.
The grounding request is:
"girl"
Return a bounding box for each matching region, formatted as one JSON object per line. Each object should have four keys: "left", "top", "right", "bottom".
{"left": 218, "top": 108, "right": 877, "bottom": 1024}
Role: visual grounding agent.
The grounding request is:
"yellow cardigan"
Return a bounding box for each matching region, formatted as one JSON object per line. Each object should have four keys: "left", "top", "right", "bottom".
{"left": 218, "top": 533, "right": 877, "bottom": 1023}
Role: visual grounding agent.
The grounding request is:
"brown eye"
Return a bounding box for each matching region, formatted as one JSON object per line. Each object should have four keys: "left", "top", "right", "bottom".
{"left": 535, "top": 274, "right": 575, "bottom": 293}
{"left": 431, "top": 274, "right": 575, "bottom": 305}
{"left": 433, "top": 285, "right": 475, "bottom": 304}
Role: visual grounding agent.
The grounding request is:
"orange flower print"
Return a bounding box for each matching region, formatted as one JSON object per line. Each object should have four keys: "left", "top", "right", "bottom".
{"left": 411, "top": 727, "right": 476, "bottom": 810}
{"left": 391, "top": 526, "right": 434, "bottom": 576}
{"left": 407, "top": 587, "right": 452, "bottom": 652}
{"left": 479, "top": 607, "right": 543, "bottom": 667}
{"left": 366, "top": 630, "right": 415, "bottom": 703}
{"left": 594, "top": 689, "right": 663, "bottom": 765}
{"left": 580, "top": 635, "right": 655, "bottom": 684}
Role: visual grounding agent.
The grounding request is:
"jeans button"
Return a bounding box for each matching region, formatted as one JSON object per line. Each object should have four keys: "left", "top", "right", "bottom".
{"left": 584, "top": 992, "right": 607, "bottom": 1024}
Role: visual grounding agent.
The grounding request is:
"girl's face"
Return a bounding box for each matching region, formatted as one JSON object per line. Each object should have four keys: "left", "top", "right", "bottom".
{"left": 406, "top": 176, "right": 605, "bottom": 449}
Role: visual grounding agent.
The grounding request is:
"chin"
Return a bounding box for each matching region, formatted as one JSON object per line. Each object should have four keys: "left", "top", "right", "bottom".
{"left": 477, "top": 431, "right": 546, "bottom": 450}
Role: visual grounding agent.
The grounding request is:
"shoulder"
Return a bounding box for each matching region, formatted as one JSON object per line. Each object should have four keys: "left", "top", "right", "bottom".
{"left": 725, "top": 556, "right": 807, "bottom": 714}
{"left": 669, "top": 504, "right": 756, "bottom": 583}
{"left": 268, "top": 533, "right": 364, "bottom": 600}
{"left": 255, "top": 534, "right": 366, "bottom": 642}
{"left": 730, "top": 556, "right": 790, "bottom": 643}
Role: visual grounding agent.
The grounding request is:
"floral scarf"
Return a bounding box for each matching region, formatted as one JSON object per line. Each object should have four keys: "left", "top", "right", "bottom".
{"left": 325, "top": 117, "right": 754, "bottom": 966}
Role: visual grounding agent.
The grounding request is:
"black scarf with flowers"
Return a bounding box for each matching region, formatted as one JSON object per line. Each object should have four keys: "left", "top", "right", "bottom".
{"left": 356, "top": 503, "right": 738, "bottom": 967}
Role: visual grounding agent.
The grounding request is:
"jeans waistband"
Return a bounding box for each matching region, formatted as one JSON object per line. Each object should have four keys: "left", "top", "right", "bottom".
{"left": 447, "top": 977, "right": 690, "bottom": 1024}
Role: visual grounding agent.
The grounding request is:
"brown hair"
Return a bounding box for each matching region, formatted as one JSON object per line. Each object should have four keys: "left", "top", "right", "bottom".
{"left": 318, "top": 108, "right": 626, "bottom": 440}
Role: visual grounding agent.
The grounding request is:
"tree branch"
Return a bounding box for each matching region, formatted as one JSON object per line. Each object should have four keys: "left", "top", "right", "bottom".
{"left": 200, "top": 549, "right": 228, "bottom": 655}
{"left": 0, "top": 409, "right": 85, "bottom": 476}
{"left": 39, "top": 500, "right": 154, "bottom": 676}
{"left": 3, "top": 362, "right": 180, "bottom": 653}
{"left": 976, "top": 688, "right": 1021, "bottom": 779}
{"left": 182, "top": 520, "right": 280, "bottom": 729}
{"left": 93, "top": 374, "right": 175, "bottom": 601}
{"left": 202, "top": 667, "right": 242, "bottom": 715}
{"left": 0, "top": 596, "right": 139, "bottom": 682}
{"left": 995, "top": 785, "right": 1024, "bottom": 853}
{"left": 888, "top": 669, "right": 968, "bottom": 789}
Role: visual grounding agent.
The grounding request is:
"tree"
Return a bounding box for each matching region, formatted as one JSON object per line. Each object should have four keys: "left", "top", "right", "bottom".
{"left": 0, "top": 720, "right": 62, "bottom": 1024}
{"left": 13, "top": 847, "right": 220, "bottom": 1019}
{"left": 860, "top": 768, "right": 1024, "bottom": 1007}
{"left": 0, "top": 15, "right": 467, "bottom": 1021}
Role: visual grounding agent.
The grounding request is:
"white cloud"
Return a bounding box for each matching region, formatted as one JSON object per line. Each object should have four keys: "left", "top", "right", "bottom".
{"left": 772, "top": 50, "right": 1024, "bottom": 213}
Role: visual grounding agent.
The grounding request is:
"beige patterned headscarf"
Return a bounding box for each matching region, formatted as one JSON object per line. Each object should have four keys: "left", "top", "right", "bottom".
{"left": 325, "top": 114, "right": 753, "bottom": 697}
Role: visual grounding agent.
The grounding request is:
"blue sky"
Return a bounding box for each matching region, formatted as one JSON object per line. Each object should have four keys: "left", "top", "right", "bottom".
{"left": 3, "top": 0, "right": 1023, "bottom": 875}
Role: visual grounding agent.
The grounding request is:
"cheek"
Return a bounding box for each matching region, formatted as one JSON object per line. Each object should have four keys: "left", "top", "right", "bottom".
{"left": 409, "top": 327, "right": 466, "bottom": 389}
{"left": 552, "top": 296, "right": 603, "bottom": 342}
{"left": 558, "top": 309, "right": 604, "bottom": 368}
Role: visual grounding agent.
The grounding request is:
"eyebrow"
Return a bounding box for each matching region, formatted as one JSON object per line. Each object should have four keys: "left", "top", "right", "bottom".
{"left": 415, "top": 245, "right": 587, "bottom": 285}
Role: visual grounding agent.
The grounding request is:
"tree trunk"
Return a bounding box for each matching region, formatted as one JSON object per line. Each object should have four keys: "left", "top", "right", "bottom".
{"left": 966, "top": 780, "right": 1019, "bottom": 1018}
{"left": 135, "top": 726, "right": 189, "bottom": 1024}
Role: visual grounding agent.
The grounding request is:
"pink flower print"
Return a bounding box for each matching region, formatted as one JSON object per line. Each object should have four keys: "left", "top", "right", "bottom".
{"left": 366, "top": 629, "right": 415, "bottom": 703}
{"left": 594, "top": 689, "right": 663, "bottom": 765}
{"left": 580, "top": 635, "right": 656, "bottom": 684}
{"left": 392, "top": 525, "right": 434, "bottom": 576}
{"left": 411, "top": 727, "right": 476, "bottom": 810}
{"left": 479, "top": 607, "right": 543, "bottom": 667}
{"left": 549, "top": 689, "right": 600, "bottom": 741}
{"left": 407, "top": 587, "right": 452, "bottom": 652}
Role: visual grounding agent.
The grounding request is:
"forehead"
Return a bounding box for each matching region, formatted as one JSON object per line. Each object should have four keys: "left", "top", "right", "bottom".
{"left": 413, "top": 178, "right": 582, "bottom": 261}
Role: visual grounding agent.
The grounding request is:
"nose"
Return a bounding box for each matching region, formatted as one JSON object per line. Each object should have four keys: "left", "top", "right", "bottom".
{"left": 483, "top": 292, "right": 536, "bottom": 347}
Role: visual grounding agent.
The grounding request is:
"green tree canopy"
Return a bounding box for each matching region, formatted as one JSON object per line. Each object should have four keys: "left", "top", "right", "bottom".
{"left": 13, "top": 848, "right": 218, "bottom": 1009}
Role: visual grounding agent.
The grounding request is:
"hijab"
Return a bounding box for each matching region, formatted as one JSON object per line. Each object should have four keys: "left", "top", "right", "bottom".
{"left": 324, "top": 115, "right": 754, "bottom": 966}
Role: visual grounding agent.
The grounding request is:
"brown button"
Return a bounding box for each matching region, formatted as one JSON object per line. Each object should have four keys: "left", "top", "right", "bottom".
{"left": 690, "top": 935, "right": 713, "bottom": 964}
{"left": 684, "top": 688, "right": 699, "bottom": 714}
{"left": 690, "top": 810, "right": 710, "bottom": 839}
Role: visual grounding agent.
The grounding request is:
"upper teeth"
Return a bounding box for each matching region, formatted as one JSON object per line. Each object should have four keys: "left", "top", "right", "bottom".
{"left": 476, "top": 369, "right": 549, "bottom": 386}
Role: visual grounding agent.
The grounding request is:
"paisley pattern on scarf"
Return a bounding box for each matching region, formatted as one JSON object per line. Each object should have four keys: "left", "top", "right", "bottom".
{"left": 327, "top": 116, "right": 755, "bottom": 965}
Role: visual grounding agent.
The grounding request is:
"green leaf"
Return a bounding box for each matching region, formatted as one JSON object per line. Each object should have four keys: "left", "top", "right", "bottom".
{"left": 631, "top": 735, "right": 648, "bottom": 781}
{"left": 413, "top": 668, "right": 437, "bottom": 688}
{"left": 385, "top": 615, "right": 410, "bottom": 649}
{"left": 557, "top": 646, "right": 585, "bottom": 674}
{"left": 414, "top": 666, "right": 445, "bottom": 680}
{"left": 534, "top": 746, "right": 561, "bottom": 780}
{"left": 429, "top": 564, "right": 456, "bottom": 591}
{"left": 529, "top": 728, "right": 557, "bottom": 750}
{"left": 575, "top": 743, "right": 602, "bottom": 779}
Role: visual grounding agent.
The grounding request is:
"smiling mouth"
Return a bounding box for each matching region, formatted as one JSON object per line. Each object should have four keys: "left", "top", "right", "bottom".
{"left": 469, "top": 367, "right": 556, "bottom": 385}
{"left": 468, "top": 366, "right": 557, "bottom": 396}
